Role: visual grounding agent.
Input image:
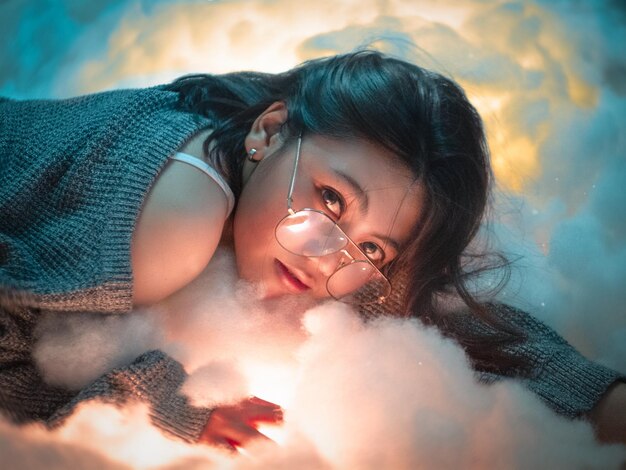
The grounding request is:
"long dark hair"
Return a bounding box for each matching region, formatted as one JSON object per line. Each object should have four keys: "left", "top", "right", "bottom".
{"left": 165, "top": 51, "right": 527, "bottom": 374}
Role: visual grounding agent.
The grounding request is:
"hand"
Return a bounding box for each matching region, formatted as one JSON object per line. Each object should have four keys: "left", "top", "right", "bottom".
{"left": 199, "top": 396, "right": 283, "bottom": 450}
{"left": 587, "top": 382, "right": 626, "bottom": 445}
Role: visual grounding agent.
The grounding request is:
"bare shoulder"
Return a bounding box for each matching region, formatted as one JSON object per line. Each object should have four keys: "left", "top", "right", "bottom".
{"left": 131, "top": 151, "right": 229, "bottom": 306}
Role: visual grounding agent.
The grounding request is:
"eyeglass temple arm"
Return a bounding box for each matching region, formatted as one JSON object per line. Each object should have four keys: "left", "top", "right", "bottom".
{"left": 286, "top": 134, "right": 303, "bottom": 215}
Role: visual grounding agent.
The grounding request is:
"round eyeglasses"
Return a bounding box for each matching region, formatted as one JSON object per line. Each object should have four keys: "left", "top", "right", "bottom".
{"left": 273, "top": 135, "right": 392, "bottom": 305}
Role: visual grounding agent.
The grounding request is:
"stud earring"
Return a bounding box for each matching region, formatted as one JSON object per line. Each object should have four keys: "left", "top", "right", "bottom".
{"left": 247, "top": 148, "right": 259, "bottom": 162}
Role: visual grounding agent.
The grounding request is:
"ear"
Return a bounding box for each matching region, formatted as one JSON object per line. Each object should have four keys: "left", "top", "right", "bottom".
{"left": 244, "top": 101, "right": 288, "bottom": 162}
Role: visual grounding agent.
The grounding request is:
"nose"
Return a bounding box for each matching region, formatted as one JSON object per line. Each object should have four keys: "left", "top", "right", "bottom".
{"left": 313, "top": 249, "right": 353, "bottom": 278}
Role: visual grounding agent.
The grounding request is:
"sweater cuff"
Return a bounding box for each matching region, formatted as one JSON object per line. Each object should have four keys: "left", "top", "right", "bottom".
{"left": 116, "top": 350, "right": 212, "bottom": 443}
{"left": 49, "top": 350, "right": 212, "bottom": 443}
{"left": 525, "top": 347, "right": 626, "bottom": 418}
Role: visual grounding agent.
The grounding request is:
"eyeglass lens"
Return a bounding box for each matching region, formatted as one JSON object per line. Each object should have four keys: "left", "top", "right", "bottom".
{"left": 275, "top": 210, "right": 391, "bottom": 304}
{"left": 275, "top": 211, "right": 346, "bottom": 256}
{"left": 326, "top": 261, "right": 390, "bottom": 304}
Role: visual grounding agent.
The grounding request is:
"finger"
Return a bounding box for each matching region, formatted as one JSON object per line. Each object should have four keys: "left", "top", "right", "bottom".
{"left": 204, "top": 437, "right": 238, "bottom": 453}
{"left": 241, "top": 400, "right": 284, "bottom": 424}
{"left": 247, "top": 396, "right": 279, "bottom": 407}
{"left": 244, "top": 396, "right": 283, "bottom": 414}
{"left": 201, "top": 412, "right": 273, "bottom": 450}
{"left": 248, "top": 407, "right": 284, "bottom": 425}
{"left": 224, "top": 437, "right": 240, "bottom": 452}
{"left": 247, "top": 396, "right": 283, "bottom": 417}
{"left": 199, "top": 427, "right": 239, "bottom": 452}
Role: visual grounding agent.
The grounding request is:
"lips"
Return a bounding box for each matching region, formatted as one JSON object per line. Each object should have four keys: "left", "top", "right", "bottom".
{"left": 275, "top": 259, "right": 311, "bottom": 293}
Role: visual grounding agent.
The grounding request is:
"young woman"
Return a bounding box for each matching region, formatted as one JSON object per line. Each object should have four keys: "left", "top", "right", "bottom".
{"left": 0, "top": 51, "right": 624, "bottom": 449}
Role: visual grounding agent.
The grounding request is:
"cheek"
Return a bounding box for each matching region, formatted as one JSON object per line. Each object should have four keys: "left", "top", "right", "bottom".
{"left": 232, "top": 184, "right": 284, "bottom": 280}
{"left": 232, "top": 201, "right": 263, "bottom": 277}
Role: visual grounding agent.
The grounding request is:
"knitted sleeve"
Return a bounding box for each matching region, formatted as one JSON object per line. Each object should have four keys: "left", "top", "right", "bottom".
{"left": 0, "top": 304, "right": 211, "bottom": 443}
{"left": 48, "top": 350, "right": 212, "bottom": 443}
{"left": 455, "top": 304, "right": 626, "bottom": 418}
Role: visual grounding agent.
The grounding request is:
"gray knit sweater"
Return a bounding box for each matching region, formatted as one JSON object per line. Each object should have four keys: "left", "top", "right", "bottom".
{"left": 0, "top": 88, "right": 623, "bottom": 443}
{"left": 0, "top": 87, "right": 213, "bottom": 441}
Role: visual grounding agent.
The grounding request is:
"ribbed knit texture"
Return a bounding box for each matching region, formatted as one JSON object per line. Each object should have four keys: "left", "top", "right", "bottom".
{"left": 0, "top": 88, "right": 214, "bottom": 442}
{"left": 0, "top": 88, "right": 210, "bottom": 313}
{"left": 48, "top": 349, "right": 212, "bottom": 443}
{"left": 0, "top": 303, "right": 211, "bottom": 443}
{"left": 443, "top": 303, "right": 625, "bottom": 418}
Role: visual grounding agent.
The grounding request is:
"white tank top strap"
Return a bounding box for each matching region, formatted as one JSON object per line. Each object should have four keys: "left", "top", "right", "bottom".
{"left": 170, "top": 152, "right": 235, "bottom": 217}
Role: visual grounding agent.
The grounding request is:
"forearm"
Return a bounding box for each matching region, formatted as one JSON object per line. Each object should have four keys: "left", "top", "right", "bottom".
{"left": 449, "top": 304, "right": 625, "bottom": 419}
{"left": 48, "top": 350, "right": 213, "bottom": 443}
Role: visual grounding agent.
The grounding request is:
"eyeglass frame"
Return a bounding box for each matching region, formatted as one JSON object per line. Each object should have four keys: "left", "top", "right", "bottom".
{"left": 275, "top": 133, "right": 392, "bottom": 304}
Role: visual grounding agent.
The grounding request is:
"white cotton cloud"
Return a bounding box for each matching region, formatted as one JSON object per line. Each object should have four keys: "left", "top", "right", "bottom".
{"left": 32, "top": 248, "right": 312, "bottom": 404}
{"left": 153, "top": 249, "right": 311, "bottom": 375}
{"left": 8, "top": 303, "right": 626, "bottom": 469}
{"left": 0, "top": 408, "right": 132, "bottom": 470}
{"left": 180, "top": 361, "right": 248, "bottom": 408}
{"left": 14, "top": 251, "right": 626, "bottom": 469}
{"left": 288, "top": 304, "right": 626, "bottom": 469}
{"left": 32, "top": 309, "right": 162, "bottom": 390}
{"left": 1, "top": 402, "right": 229, "bottom": 470}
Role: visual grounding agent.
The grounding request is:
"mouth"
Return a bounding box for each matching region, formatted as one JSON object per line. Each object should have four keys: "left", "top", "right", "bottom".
{"left": 274, "top": 259, "right": 311, "bottom": 293}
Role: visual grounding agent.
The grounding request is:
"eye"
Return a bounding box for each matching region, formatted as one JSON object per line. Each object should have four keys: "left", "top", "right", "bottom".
{"left": 360, "top": 241, "right": 385, "bottom": 264}
{"left": 321, "top": 187, "right": 345, "bottom": 219}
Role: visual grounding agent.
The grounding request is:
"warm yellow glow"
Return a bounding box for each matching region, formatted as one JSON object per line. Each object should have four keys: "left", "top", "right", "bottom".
{"left": 77, "top": 0, "right": 385, "bottom": 93}
{"left": 469, "top": 90, "right": 511, "bottom": 116}
{"left": 244, "top": 361, "right": 297, "bottom": 408}
{"left": 518, "top": 51, "right": 544, "bottom": 70}
{"left": 71, "top": 0, "right": 606, "bottom": 198}
{"left": 465, "top": 87, "right": 542, "bottom": 192}
{"left": 392, "top": 0, "right": 473, "bottom": 29}
{"left": 55, "top": 402, "right": 214, "bottom": 469}
{"left": 242, "top": 360, "right": 296, "bottom": 446}
{"left": 567, "top": 75, "right": 599, "bottom": 109}
{"left": 492, "top": 135, "right": 539, "bottom": 191}
{"left": 257, "top": 423, "right": 289, "bottom": 446}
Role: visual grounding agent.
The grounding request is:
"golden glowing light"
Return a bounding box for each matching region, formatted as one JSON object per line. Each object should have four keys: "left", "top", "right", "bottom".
{"left": 518, "top": 51, "right": 544, "bottom": 70}
{"left": 243, "top": 361, "right": 297, "bottom": 408}
{"left": 491, "top": 134, "right": 540, "bottom": 192}
{"left": 240, "top": 359, "right": 298, "bottom": 446}
{"left": 76, "top": 0, "right": 385, "bottom": 94}
{"left": 256, "top": 423, "right": 289, "bottom": 446}
{"left": 567, "top": 75, "right": 599, "bottom": 109}
{"left": 70, "top": 0, "right": 605, "bottom": 197}
{"left": 55, "top": 402, "right": 217, "bottom": 469}
{"left": 469, "top": 90, "right": 511, "bottom": 116}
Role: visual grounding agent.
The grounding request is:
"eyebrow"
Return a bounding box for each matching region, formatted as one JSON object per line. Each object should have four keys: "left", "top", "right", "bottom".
{"left": 333, "top": 169, "right": 369, "bottom": 215}
{"left": 332, "top": 169, "right": 401, "bottom": 255}
{"left": 374, "top": 233, "right": 400, "bottom": 255}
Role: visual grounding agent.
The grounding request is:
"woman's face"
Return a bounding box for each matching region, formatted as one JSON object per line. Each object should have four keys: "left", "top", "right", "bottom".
{"left": 233, "top": 133, "right": 423, "bottom": 300}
